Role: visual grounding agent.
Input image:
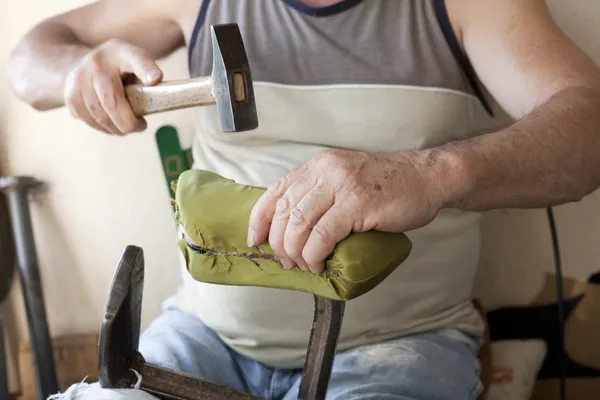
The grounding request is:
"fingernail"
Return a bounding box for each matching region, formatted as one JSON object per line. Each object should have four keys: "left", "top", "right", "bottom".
{"left": 298, "top": 260, "right": 309, "bottom": 271}
{"left": 247, "top": 229, "right": 256, "bottom": 247}
{"left": 136, "top": 120, "right": 148, "bottom": 132}
{"left": 282, "top": 258, "right": 295, "bottom": 270}
{"left": 310, "top": 263, "right": 325, "bottom": 274}
{"left": 146, "top": 69, "right": 161, "bottom": 83}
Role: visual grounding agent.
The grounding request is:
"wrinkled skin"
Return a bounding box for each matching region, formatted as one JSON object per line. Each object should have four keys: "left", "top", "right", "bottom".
{"left": 248, "top": 148, "right": 446, "bottom": 274}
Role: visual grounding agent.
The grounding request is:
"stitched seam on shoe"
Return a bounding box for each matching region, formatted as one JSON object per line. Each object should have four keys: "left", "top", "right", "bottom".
{"left": 185, "top": 237, "right": 282, "bottom": 269}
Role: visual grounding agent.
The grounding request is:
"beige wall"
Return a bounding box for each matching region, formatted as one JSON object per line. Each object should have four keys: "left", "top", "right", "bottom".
{"left": 1, "top": 0, "right": 600, "bottom": 394}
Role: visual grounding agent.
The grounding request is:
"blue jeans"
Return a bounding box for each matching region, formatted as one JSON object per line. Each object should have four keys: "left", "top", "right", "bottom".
{"left": 139, "top": 303, "right": 483, "bottom": 400}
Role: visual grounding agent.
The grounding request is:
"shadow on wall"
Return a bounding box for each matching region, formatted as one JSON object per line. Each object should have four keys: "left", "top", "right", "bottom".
{"left": 475, "top": 209, "right": 553, "bottom": 310}
{"left": 475, "top": 185, "right": 600, "bottom": 312}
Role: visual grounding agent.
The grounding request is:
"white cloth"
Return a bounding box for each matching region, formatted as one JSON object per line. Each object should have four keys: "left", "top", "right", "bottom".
{"left": 48, "top": 383, "right": 159, "bottom": 400}
{"left": 47, "top": 370, "right": 159, "bottom": 400}
{"left": 486, "top": 340, "right": 548, "bottom": 400}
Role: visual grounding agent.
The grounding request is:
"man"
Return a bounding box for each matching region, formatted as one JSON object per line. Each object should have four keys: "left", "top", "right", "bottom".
{"left": 7, "top": 0, "right": 600, "bottom": 398}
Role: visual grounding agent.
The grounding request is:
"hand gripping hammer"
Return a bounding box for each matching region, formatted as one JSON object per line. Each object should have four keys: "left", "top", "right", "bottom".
{"left": 124, "top": 23, "right": 258, "bottom": 133}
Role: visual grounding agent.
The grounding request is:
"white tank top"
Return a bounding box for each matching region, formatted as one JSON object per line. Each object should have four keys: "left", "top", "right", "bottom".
{"left": 170, "top": 0, "right": 499, "bottom": 368}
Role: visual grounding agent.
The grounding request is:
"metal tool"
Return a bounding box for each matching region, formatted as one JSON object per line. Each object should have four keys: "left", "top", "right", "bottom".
{"left": 299, "top": 296, "right": 345, "bottom": 399}
{"left": 98, "top": 246, "right": 259, "bottom": 399}
{"left": 99, "top": 246, "right": 346, "bottom": 399}
{"left": 0, "top": 316, "right": 8, "bottom": 400}
{"left": 0, "top": 188, "right": 16, "bottom": 399}
{"left": 0, "top": 189, "right": 16, "bottom": 310}
{"left": 0, "top": 176, "right": 58, "bottom": 399}
{"left": 124, "top": 23, "right": 258, "bottom": 133}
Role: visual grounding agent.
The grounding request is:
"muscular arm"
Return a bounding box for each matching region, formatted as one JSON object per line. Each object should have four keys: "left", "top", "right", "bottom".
{"left": 434, "top": 0, "right": 600, "bottom": 210}
{"left": 6, "top": 0, "right": 187, "bottom": 110}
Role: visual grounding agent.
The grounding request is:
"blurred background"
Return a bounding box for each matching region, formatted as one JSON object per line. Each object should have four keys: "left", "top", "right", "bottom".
{"left": 1, "top": 1, "right": 600, "bottom": 399}
{"left": 0, "top": 1, "right": 199, "bottom": 396}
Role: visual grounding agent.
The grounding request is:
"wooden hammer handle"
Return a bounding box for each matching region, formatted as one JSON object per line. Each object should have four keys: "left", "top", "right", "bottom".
{"left": 124, "top": 76, "right": 214, "bottom": 117}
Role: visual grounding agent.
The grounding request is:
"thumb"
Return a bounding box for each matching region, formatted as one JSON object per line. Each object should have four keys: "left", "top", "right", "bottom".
{"left": 120, "top": 48, "right": 163, "bottom": 86}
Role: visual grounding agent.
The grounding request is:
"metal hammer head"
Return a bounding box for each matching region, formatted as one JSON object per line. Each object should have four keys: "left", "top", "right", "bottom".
{"left": 210, "top": 23, "right": 258, "bottom": 133}
{"left": 98, "top": 245, "right": 144, "bottom": 388}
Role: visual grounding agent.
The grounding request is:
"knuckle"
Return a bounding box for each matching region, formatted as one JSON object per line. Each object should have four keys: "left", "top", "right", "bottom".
{"left": 319, "top": 150, "right": 352, "bottom": 178}
{"left": 99, "top": 90, "right": 118, "bottom": 111}
{"left": 93, "top": 110, "right": 111, "bottom": 127}
{"left": 121, "top": 45, "right": 151, "bottom": 65}
{"left": 336, "top": 169, "right": 351, "bottom": 182}
{"left": 319, "top": 149, "right": 342, "bottom": 163}
{"left": 274, "top": 195, "right": 291, "bottom": 217}
{"left": 268, "top": 176, "right": 289, "bottom": 196}
{"left": 295, "top": 163, "right": 310, "bottom": 175}
{"left": 133, "top": 48, "right": 153, "bottom": 63}
{"left": 87, "top": 51, "right": 105, "bottom": 67}
{"left": 338, "top": 163, "right": 355, "bottom": 181}
{"left": 312, "top": 223, "right": 333, "bottom": 242}
{"left": 289, "top": 204, "right": 310, "bottom": 225}
{"left": 86, "top": 101, "right": 100, "bottom": 117}
{"left": 345, "top": 191, "right": 362, "bottom": 208}
{"left": 117, "top": 46, "right": 134, "bottom": 61}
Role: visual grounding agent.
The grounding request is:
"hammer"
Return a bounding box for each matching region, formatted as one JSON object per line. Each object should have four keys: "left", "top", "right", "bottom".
{"left": 124, "top": 23, "right": 258, "bottom": 133}
{"left": 98, "top": 246, "right": 344, "bottom": 399}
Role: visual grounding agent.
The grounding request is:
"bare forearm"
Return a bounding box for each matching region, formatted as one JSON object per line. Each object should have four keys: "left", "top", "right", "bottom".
{"left": 430, "top": 86, "right": 600, "bottom": 211}
{"left": 7, "top": 22, "right": 91, "bottom": 110}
